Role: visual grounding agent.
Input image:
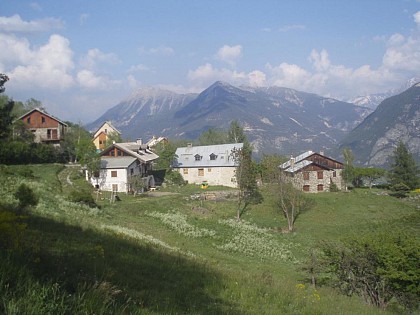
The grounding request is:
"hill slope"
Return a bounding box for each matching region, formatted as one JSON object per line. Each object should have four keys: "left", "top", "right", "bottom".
{"left": 339, "top": 83, "right": 420, "bottom": 166}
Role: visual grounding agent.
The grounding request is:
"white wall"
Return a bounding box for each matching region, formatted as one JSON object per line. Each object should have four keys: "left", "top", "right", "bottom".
{"left": 177, "top": 166, "right": 237, "bottom": 188}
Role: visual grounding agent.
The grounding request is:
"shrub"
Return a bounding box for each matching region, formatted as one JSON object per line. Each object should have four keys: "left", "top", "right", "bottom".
{"left": 68, "top": 190, "right": 97, "bottom": 208}
{"left": 329, "top": 182, "right": 339, "bottom": 192}
{"left": 321, "top": 231, "right": 420, "bottom": 311}
{"left": 389, "top": 182, "right": 410, "bottom": 198}
{"left": 14, "top": 183, "right": 38, "bottom": 209}
{"left": 164, "top": 170, "right": 186, "bottom": 186}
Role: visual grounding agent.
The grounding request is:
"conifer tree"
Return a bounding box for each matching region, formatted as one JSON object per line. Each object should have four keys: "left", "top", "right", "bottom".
{"left": 389, "top": 141, "right": 419, "bottom": 190}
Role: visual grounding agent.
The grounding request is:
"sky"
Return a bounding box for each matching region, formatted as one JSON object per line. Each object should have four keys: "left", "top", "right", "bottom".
{"left": 1, "top": 0, "right": 420, "bottom": 124}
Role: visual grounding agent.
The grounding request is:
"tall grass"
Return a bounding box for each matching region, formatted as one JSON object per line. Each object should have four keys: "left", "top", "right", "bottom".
{"left": 0, "top": 164, "right": 415, "bottom": 314}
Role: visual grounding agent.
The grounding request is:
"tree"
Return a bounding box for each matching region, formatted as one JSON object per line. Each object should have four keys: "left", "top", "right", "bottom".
{"left": 198, "top": 127, "right": 228, "bottom": 145}
{"left": 228, "top": 120, "right": 247, "bottom": 144}
{"left": 0, "top": 75, "right": 15, "bottom": 140}
{"left": 232, "top": 146, "right": 262, "bottom": 220}
{"left": 153, "top": 141, "right": 178, "bottom": 170}
{"left": 105, "top": 131, "right": 123, "bottom": 147}
{"left": 274, "top": 174, "right": 314, "bottom": 232}
{"left": 389, "top": 141, "right": 419, "bottom": 190}
{"left": 258, "top": 153, "right": 288, "bottom": 184}
{"left": 322, "top": 231, "right": 420, "bottom": 311}
{"left": 14, "top": 183, "right": 39, "bottom": 209}
{"left": 341, "top": 148, "right": 355, "bottom": 188}
{"left": 353, "top": 167, "right": 386, "bottom": 188}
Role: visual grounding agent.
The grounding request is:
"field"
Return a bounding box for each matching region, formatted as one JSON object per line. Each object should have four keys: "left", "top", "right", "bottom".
{"left": 0, "top": 164, "right": 419, "bottom": 314}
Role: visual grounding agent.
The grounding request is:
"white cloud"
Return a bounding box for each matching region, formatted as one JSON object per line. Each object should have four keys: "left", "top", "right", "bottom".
{"left": 138, "top": 45, "right": 174, "bottom": 56}
{"left": 414, "top": 11, "right": 420, "bottom": 25}
{"left": 216, "top": 44, "right": 242, "bottom": 66}
{"left": 309, "top": 49, "right": 330, "bottom": 72}
{"left": 248, "top": 70, "right": 266, "bottom": 87}
{"left": 76, "top": 69, "right": 121, "bottom": 90}
{"left": 0, "top": 14, "right": 63, "bottom": 32}
{"left": 127, "top": 64, "right": 150, "bottom": 73}
{"left": 80, "top": 48, "right": 120, "bottom": 70}
{"left": 4, "top": 34, "right": 74, "bottom": 90}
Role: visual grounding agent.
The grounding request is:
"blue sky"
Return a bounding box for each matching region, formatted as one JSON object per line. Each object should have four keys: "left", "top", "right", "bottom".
{"left": 1, "top": 1, "right": 419, "bottom": 123}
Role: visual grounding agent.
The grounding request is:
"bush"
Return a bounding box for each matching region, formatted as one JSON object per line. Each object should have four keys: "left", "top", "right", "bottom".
{"left": 14, "top": 184, "right": 38, "bottom": 209}
{"left": 68, "top": 190, "right": 97, "bottom": 208}
{"left": 389, "top": 182, "right": 410, "bottom": 198}
{"left": 329, "top": 182, "right": 339, "bottom": 192}
{"left": 164, "top": 170, "right": 186, "bottom": 186}
{"left": 321, "top": 231, "right": 420, "bottom": 311}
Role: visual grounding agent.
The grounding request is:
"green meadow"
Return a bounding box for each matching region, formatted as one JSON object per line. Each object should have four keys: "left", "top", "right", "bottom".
{"left": 0, "top": 164, "right": 418, "bottom": 314}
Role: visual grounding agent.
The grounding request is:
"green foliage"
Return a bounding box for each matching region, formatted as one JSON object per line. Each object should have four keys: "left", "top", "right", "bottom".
{"left": 105, "top": 131, "right": 123, "bottom": 147}
{"left": 389, "top": 141, "right": 419, "bottom": 190}
{"left": 353, "top": 167, "right": 387, "bottom": 188}
{"left": 0, "top": 97, "right": 15, "bottom": 140}
{"left": 321, "top": 231, "right": 420, "bottom": 311}
{"left": 153, "top": 141, "right": 177, "bottom": 170}
{"left": 274, "top": 179, "right": 314, "bottom": 232}
{"left": 341, "top": 148, "right": 355, "bottom": 186}
{"left": 228, "top": 120, "right": 247, "bottom": 144}
{"left": 68, "top": 189, "right": 97, "bottom": 208}
{"left": 258, "top": 153, "right": 287, "bottom": 183}
{"left": 14, "top": 183, "right": 39, "bottom": 209}
{"left": 389, "top": 182, "right": 410, "bottom": 198}
{"left": 164, "top": 170, "right": 186, "bottom": 186}
{"left": 0, "top": 208, "right": 27, "bottom": 250}
{"left": 329, "top": 181, "right": 339, "bottom": 192}
{"left": 198, "top": 127, "right": 228, "bottom": 145}
{"left": 232, "top": 146, "right": 262, "bottom": 220}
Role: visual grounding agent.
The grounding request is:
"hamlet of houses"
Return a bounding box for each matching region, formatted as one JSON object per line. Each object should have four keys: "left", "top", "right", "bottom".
{"left": 15, "top": 108, "right": 346, "bottom": 193}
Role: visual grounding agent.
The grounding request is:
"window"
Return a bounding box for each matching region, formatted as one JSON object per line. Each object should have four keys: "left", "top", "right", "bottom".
{"left": 210, "top": 153, "right": 217, "bottom": 160}
{"left": 317, "top": 171, "right": 323, "bottom": 179}
{"left": 130, "top": 168, "right": 134, "bottom": 176}
{"left": 183, "top": 168, "right": 188, "bottom": 174}
{"left": 333, "top": 171, "right": 336, "bottom": 177}
{"left": 198, "top": 168, "right": 204, "bottom": 176}
{"left": 303, "top": 172, "right": 310, "bottom": 180}
{"left": 208, "top": 168, "right": 212, "bottom": 172}
{"left": 303, "top": 185, "right": 310, "bottom": 192}
{"left": 111, "top": 171, "right": 117, "bottom": 177}
{"left": 317, "top": 184, "right": 324, "bottom": 191}
{"left": 112, "top": 184, "right": 118, "bottom": 192}
{"left": 27, "top": 117, "right": 31, "bottom": 124}
{"left": 41, "top": 116, "right": 46, "bottom": 124}
{"left": 195, "top": 154, "right": 202, "bottom": 161}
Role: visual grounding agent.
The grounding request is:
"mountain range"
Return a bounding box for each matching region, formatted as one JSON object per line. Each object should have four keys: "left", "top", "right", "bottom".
{"left": 87, "top": 81, "right": 371, "bottom": 157}
{"left": 87, "top": 80, "right": 419, "bottom": 166}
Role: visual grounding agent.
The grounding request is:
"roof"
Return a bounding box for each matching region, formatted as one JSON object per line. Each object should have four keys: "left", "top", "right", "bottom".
{"left": 280, "top": 150, "right": 314, "bottom": 169}
{"left": 14, "top": 108, "right": 68, "bottom": 126}
{"left": 173, "top": 143, "right": 243, "bottom": 168}
{"left": 93, "top": 121, "right": 121, "bottom": 138}
{"left": 101, "top": 141, "right": 159, "bottom": 163}
{"left": 100, "top": 156, "right": 137, "bottom": 169}
{"left": 280, "top": 150, "right": 343, "bottom": 173}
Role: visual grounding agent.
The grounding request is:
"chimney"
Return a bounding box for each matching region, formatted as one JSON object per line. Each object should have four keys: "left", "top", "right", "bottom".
{"left": 290, "top": 155, "right": 295, "bottom": 168}
{"left": 320, "top": 150, "right": 324, "bottom": 156}
{"left": 136, "top": 138, "right": 143, "bottom": 145}
{"left": 187, "top": 143, "right": 192, "bottom": 148}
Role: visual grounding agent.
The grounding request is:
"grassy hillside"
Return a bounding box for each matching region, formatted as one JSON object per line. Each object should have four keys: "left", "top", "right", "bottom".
{"left": 0, "top": 164, "right": 418, "bottom": 314}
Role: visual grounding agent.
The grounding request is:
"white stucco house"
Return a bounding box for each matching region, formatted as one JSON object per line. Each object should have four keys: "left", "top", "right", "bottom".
{"left": 89, "top": 139, "right": 159, "bottom": 193}
{"left": 172, "top": 143, "right": 243, "bottom": 188}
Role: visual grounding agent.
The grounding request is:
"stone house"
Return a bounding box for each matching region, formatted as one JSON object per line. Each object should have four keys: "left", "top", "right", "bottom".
{"left": 172, "top": 143, "right": 243, "bottom": 188}
{"left": 89, "top": 139, "right": 158, "bottom": 193}
{"left": 15, "top": 108, "right": 67, "bottom": 146}
{"left": 279, "top": 150, "right": 345, "bottom": 192}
